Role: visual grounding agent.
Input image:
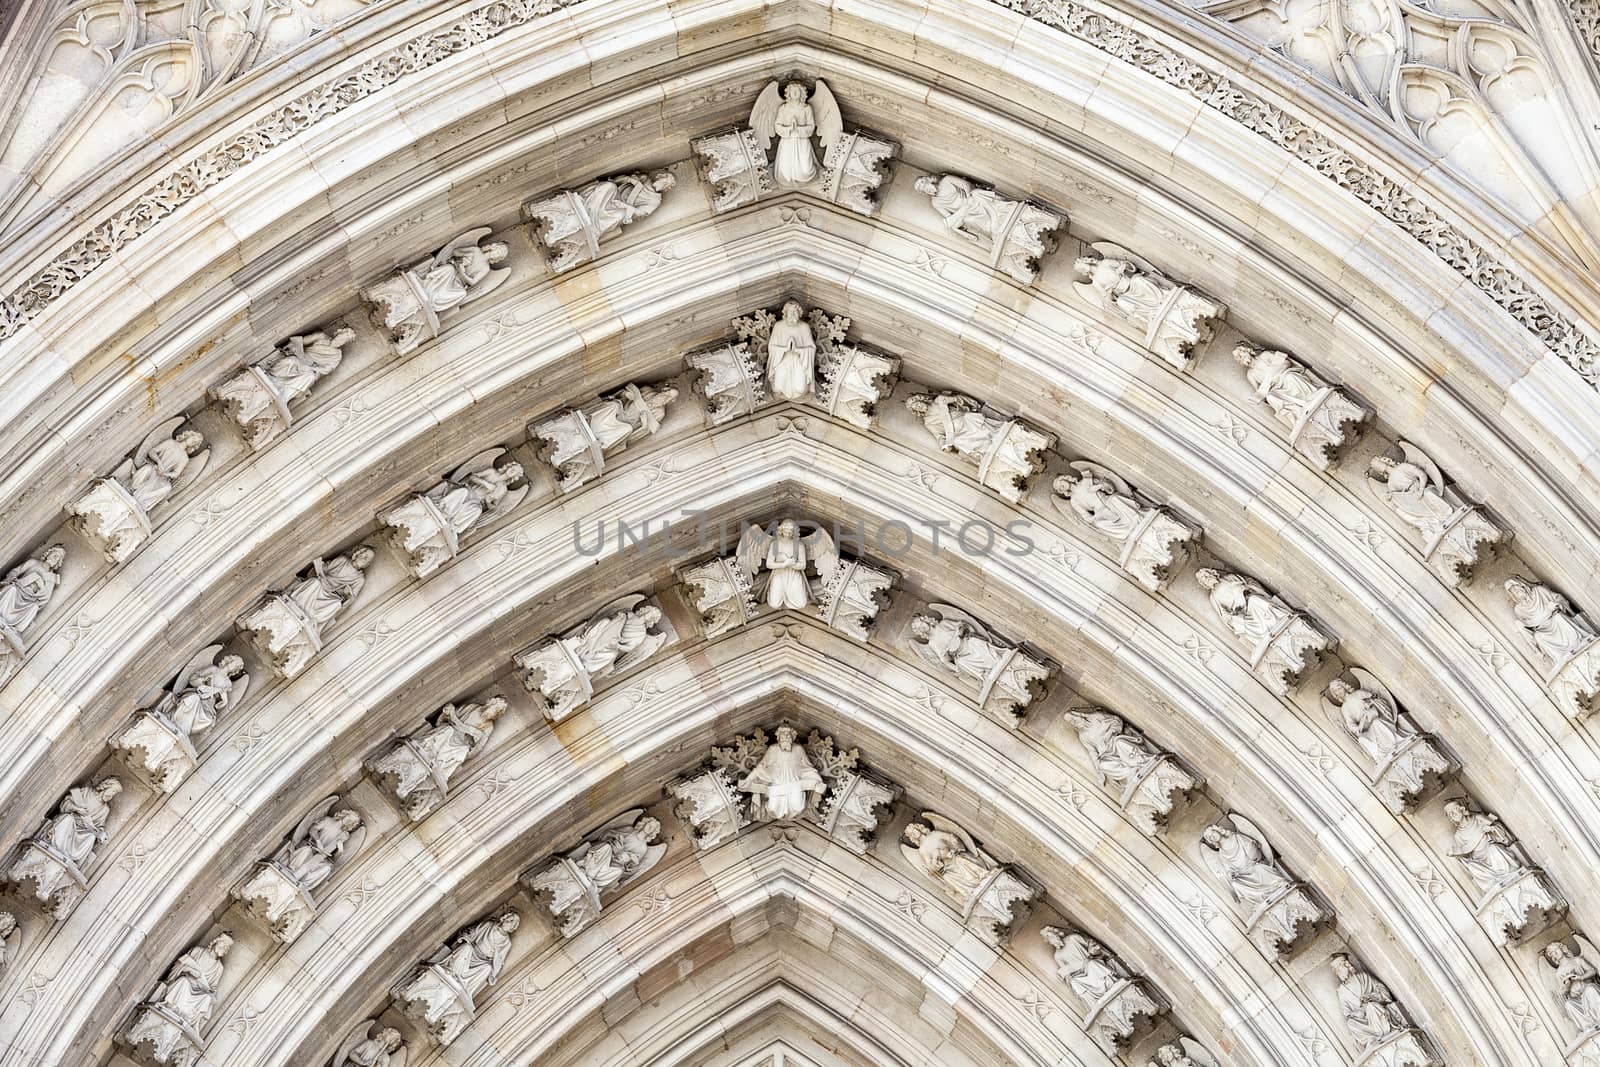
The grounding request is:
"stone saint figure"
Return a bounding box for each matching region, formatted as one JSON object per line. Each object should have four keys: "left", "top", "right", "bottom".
{"left": 738, "top": 726, "right": 826, "bottom": 819}
{"left": 398, "top": 912, "right": 520, "bottom": 1043}
{"left": 750, "top": 80, "right": 842, "bottom": 186}
{"left": 1324, "top": 677, "right": 1412, "bottom": 764}
{"left": 123, "top": 933, "right": 234, "bottom": 1063}
{"left": 1544, "top": 940, "right": 1600, "bottom": 1035}
{"left": 362, "top": 228, "right": 510, "bottom": 355}
{"left": 241, "top": 808, "right": 361, "bottom": 922}
{"left": 1504, "top": 577, "right": 1595, "bottom": 667}
{"left": 0, "top": 911, "right": 16, "bottom": 974}
{"left": 735, "top": 519, "right": 839, "bottom": 611}
{"left": 915, "top": 173, "right": 1006, "bottom": 246}
{"left": 237, "top": 547, "right": 374, "bottom": 677}
{"left": 766, "top": 301, "right": 816, "bottom": 400}
{"left": 904, "top": 392, "right": 1007, "bottom": 460}
{"left": 335, "top": 1025, "right": 404, "bottom": 1067}
{"left": 1199, "top": 821, "right": 1295, "bottom": 908}
{"left": 1059, "top": 465, "right": 1144, "bottom": 539}
{"left": 0, "top": 543, "right": 66, "bottom": 650}
{"left": 114, "top": 651, "right": 248, "bottom": 791}
{"left": 69, "top": 424, "right": 205, "bottom": 560}
{"left": 210, "top": 327, "right": 354, "bottom": 447}
{"left": 1195, "top": 568, "right": 1283, "bottom": 647}
{"left": 901, "top": 820, "right": 995, "bottom": 901}
{"left": 1330, "top": 953, "right": 1409, "bottom": 1049}
{"left": 9, "top": 777, "right": 123, "bottom": 911}
{"left": 1443, "top": 799, "right": 1527, "bottom": 893}
{"left": 371, "top": 697, "right": 506, "bottom": 817}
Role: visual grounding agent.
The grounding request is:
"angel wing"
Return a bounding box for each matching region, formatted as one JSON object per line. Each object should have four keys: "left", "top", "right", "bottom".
{"left": 920, "top": 811, "right": 988, "bottom": 863}
{"left": 748, "top": 80, "right": 783, "bottom": 150}
{"left": 1067, "top": 459, "right": 1133, "bottom": 498}
{"left": 135, "top": 644, "right": 217, "bottom": 710}
{"left": 134, "top": 417, "right": 186, "bottom": 467}
{"left": 451, "top": 447, "right": 529, "bottom": 524}
{"left": 812, "top": 79, "right": 843, "bottom": 150}
{"left": 333, "top": 1022, "right": 379, "bottom": 1067}
{"left": 291, "top": 795, "right": 341, "bottom": 844}
{"left": 927, "top": 603, "right": 994, "bottom": 641}
{"left": 450, "top": 447, "right": 507, "bottom": 482}
{"left": 800, "top": 524, "right": 839, "bottom": 581}
{"left": 735, "top": 522, "right": 773, "bottom": 579}
{"left": 1176, "top": 1037, "right": 1220, "bottom": 1067}
{"left": 1088, "top": 240, "right": 1164, "bottom": 278}
{"left": 1396, "top": 441, "right": 1446, "bottom": 492}
{"left": 436, "top": 226, "right": 509, "bottom": 301}
{"left": 1224, "top": 812, "right": 1275, "bottom": 863}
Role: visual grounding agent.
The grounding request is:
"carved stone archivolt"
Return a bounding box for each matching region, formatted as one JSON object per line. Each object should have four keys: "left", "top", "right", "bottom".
{"left": 522, "top": 809, "right": 665, "bottom": 937}
{"left": 667, "top": 725, "right": 899, "bottom": 853}
{"left": 1322, "top": 669, "right": 1456, "bottom": 814}
{"left": 1199, "top": 813, "right": 1331, "bottom": 958}
{"left": 523, "top": 170, "right": 675, "bottom": 273}
{"left": 515, "top": 595, "right": 671, "bottom": 721}
{"left": 907, "top": 603, "right": 1053, "bottom": 721}
{"left": 1064, "top": 707, "right": 1201, "bottom": 834}
{"left": 1195, "top": 566, "right": 1335, "bottom": 695}
{"left": 209, "top": 327, "right": 355, "bottom": 450}
{"left": 232, "top": 797, "right": 363, "bottom": 944}
{"left": 1504, "top": 577, "right": 1600, "bottom": 720}
{"left": 1072, "top": 243, "right": 1224, "bottom": 369}
{"left": 1232, "top": 342, "right": 1369, "bottom": 468}
{"left": 66, "top": 419, "right": 207, "bottom": 564}
{"left": 112, "top": 646, "right": 250, "bottom": 794}
{"left": 361, "top": 228, "right": 510, "bottom": 356}
{"left": 235, "top": 546, "right": 375, "bottom": 680}
{"left": 1367, "top": 442, "right": 1506, "bottom": 586}
{"left": 1043, "top": 926, "right": 1167, "bottom": 1051}
{"left": 531, "top": 382, "right": 679, "bottom": 492}
{"left": 899, "top": 811, "right": 1038, "bottom": 946}
{"left": 915, "top": 173, "right": 1065, "bottom": 284}
{"left": 378, "top": 449, "right": 528, "bottom": 578}
{"left": 1442, "top": 797, "right": 1564, "bottom": 945}
{"left": 903, "top": 389, "right": 1053, "bottom": 502}
{"left": 1052, "top": 462, "right": 1200, "bottom": 591}
{"left": 5, "top": 776, "right": 121, "bottom": 919}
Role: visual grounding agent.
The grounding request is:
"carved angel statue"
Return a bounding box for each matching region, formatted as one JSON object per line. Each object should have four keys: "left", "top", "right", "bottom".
{"left": 1503, "top": 577, "right": 1600, "bottom": 719}
{"left": 908, "top": 604, "right": 1051, "bottom": 719}
{"left": 1232, "top": 342, "right": 1368, "bottom": 466}
{"left": 369, "top": 696, "right": 506, "bottom": 820}
{"left": 738, "top": 725, "right": 826, "bottom": 819}
{"left": 900, "top": 812, "right": 1036, "bottom": 945}
{"left": 1053, "top": 462, "right": 1199, "bottom": 591}
{"left": 362, "top": 227, "right": 510, "bottom": 355}
{"left": 767, "top": 300, "right": 817, "bottom": 400}
{"left": 210, "top": 326, "right": 355, "bottom": 449}
{"left": 1199, "top": 814, "right": 1328, "bottom": 956}
{"left": 1042, "top": 927, "right": 1165, "bottom": 1049}
{"left": 1073, "top": 244, "right": 1223, "bottom": 369}
{"left": 1323, "top": 670, "right": 1454, "bottom": 814}
{"left": 1148, "top": 1038, "right": 1219, "bottom": 1067}
{"left": 396, "top": 911, "right": 520, "bottom": 1046}
{"left": 1329, "top": 953, "right": 1428, "bottom": 1058}
{"left": 7, "top": 777, "right": 122, "bottom": 917}
{"left": 380, "top": 449, "right": 527, "bottom": 578}
{"left": 0, "top": 911, "right": 17, "bottom": 976}
{"left": 1368, "top": 442, "right": 1504, "bottom": 584}
{"left": 517, "top": 595, "right": 668, "bottom": 721}
{"left": 751, "top": 79, "right": 841, "bottom": 186}
{"left": 113, "top": 646, "right": 249, "bottom": 793}
{"left": 1443, "top": 797, "right": 1563, "bottom": 943}
{"left": 234, "top": 799, "right": 362, "bottom": 943}
{"left": 1064, "top": 708, "right": 1198, "bottom": 833}
{"left": 1194, "top": 566, "right": 1333, "bottom": 695}
{"left": 904, "top": 391, "right": 1053, "bottom": 502}
{"left": 120, "top": 933, "right": 234, "bottom": 1067}
{"left": 334, "top": 1022, "right": 406, "bottom": 1067}
{"left": 0, "top": 543, "right": 66, "bottom": 677}
{"left": 1543, "top": 937, "right": 1600, "bottom": 1038}
{"left": 914, "top": 173, "right": 1064, "bottom": 284}
{"left": 525, "top": 169, "right": 676, "bottom": 272}
{"left": 236, "top": 546, "right": 375, "bottom": 679}
{"left": 524, "top": 810, "right": 666, "bottom": 937}
{"left": 68, "top": 419, "right": 208, "bottom": 563}
{"left": 532, "top": 382, "right": 678, "bottom": 492}
{"left": 735, "top": 519, "right": 840, "bottom": 611}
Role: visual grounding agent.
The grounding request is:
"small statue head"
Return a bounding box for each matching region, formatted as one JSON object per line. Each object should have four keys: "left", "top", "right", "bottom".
{"left": 1154, "top": 1047, "right": 1182, "bottom": 1067}
{"left": 903, "top": 393, "right": 932, "bottom": 417}
{"left": 636, "top": 604, "right": 663, "bottom": 629}
{"left": 209, "top": 932, "right": 235, "bottom": 958}
{"left": 220, "top": 654, "right": 246, "bottom": 679}
{"left": 1325, "top": 677, "right": 1354, "bottom": 703}
{"left": 334, "top": 808, "right": 362, "bottom": 831}
{"left": 1231, "top": 342, "right": 1259, "bottom": 368}
{"left": 498, "top": 459, "right": 526, "bottom": 486}
{"left": 1194, "top": 567, "right": 1220, "bottom": 591}
{"left": 330, "top": 325, "right": 358, "bottom": 347}
{"left": 913, "top": 174, "right": 939, "bottom": 197}
{"left": 777, "top": 518, "right": 799, "bottom": 538}
{"left": 908, "top": 614, "right": 933, "bottom": 641}
{"left": 40, "top": 544, "right": 66, "bottom": 571}
{"left": 497, "top": 911, "right": 521, "bottom": 933}
{"left": 1200, "top": 824, "right": 1224, "bottom": 849}
{"left": 1367, "top": 455, "right": 1396, "bottom": 480}
{"left": 1041, "top": 925, "right": 1067, "bottom": 949}
{"left": 176, "top": 429, "right": 206, "bottom": 455}
{"left": 349, "top": 545, "right": 377, "bottom": 570}
{"left": 655, "top": 385, "right": 680, "bottom": 405}
{"left": 1503, "top": 576, "right": 1533, "bottom": 605}
{"left": 1442, "top": 799, "right": 1468, "bottom": 824}
{"left": 95, "top": 777, "right": 123, "bottom": 802}
{"left": 649, "top": 170, "right": 677, "bottom": 192}
{"left": 378, "top": 1028, "right": 403, "bottom": 1052}
{"left": 780, "top": 300, "right": 804, "bottom": 323}
{"left": 637, "top": 815, "right": 662, "bottom": 840}
{"left": 902, "top": 820, "right": 928, "bottom": 845}
{"left": 775, "top": 725, "right": 798, "bottom": 749}
{"left": 782, "top": 81, "right": 808, "bottom": 102}
{"left": 482, "top": 695, "right": 509, "bottom": 720}
{"left": 482, "top": 241, "right": 511, "bottom": 266}
{"left": 1544, "top": 941, "right": 1574, "bottom": 966}
{"left": 1329, "top": 953, "right": 1356, "bottom": 981}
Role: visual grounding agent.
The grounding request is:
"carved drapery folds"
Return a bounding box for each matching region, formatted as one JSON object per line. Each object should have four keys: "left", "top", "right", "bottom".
{"left": 1504, "top": 577, "right": 1600, "bottom": 720}
{"left": 1231, "top": 342, "right": 1368, "bottom": 466}
{"left": 1329, "top": 952, "right": 1441, "bottom": 1067}
{"left": 361, "top": 228, "right": 510, "bottom": 356}
{"left": 914, "top": 173, "right": 1065, "bottom": 284}
{"left": 685, "top": 302, "right": 899, "bottom": 428}
{"left": 678, "top": 519, "right": 895, "bottom": 640}
{"left": 333, "top": 1021, "right": 406, "bottom": 1067}
{"left": 1073, "top": 243, "right": 1224, "bottom": 369}
{"left": 0, "top": 543, "right": 66, "bottom": 684}
{"left": 907, "top": 603, "right": 1053, "bottom": 721}
{"left": 1367, "top": 442, "right": 1506, "bottom": 585}
{"left": 378, "top": 449, "right": 528, "bottom": 578}
{"left": 393, "top": 910, "right": 520, "bottom": 1047}
{"left": 903, "top": 389, "right": 1053, "bottom": 502}
{"left": 1199, "top": 813, "right": 1330, "bottom": 958}
{"left": 899, "top": 811, "right": 1038, "bottom": 946}
{"left": 112, "top": 645, "right": 250, "bottom": 794}
{"left": 235, "top": 546, "right": 375, "bottom": 680}
{"left": 522, "top": 809, "right": 666, "bottom": 937}
{"left": 1147, "top": 1037, "right": 1220, "bottom": 1067}
{"left": 531, "top": 382, "right": 678, "bottom": 492}
{"left": 5, "top": 777, "right": 121, "bottom": 919}
{"left": 1052, "top": 462, "right": 1201, "bottom": 591}
{"left": 1064, "top": 708, "right": 1201, "bottom": 834}
{"left": 67, "top": 418, "right": 208, "bottom": 564}
{"left": 692, "top": 79, "right": 898, "bottom": 216}
{"left": 368, "top": 696, "right": 506, "bottom": 820}
{"left": 1543, "top": 935, "right": 1600, "bottom": 1066}
{"left": 232, "top": 797, "right": 363, "bottom": 944}
{"left": 118, "top": 933, "right": 234, "bottom": 1067}
{"left": 1043, "top": 926, "right": 1167, "bottom": 1051}
{"left": 1322, "top": 670, "right": 1455, "bottom": 814}
{"left": 523, "top": 170, "right": 675, "bottom": 272}
{"left": 1442, "top": 797, "right": 1564, "bottom": 945}
{"left": 209, "top": 327, "right": 355, "bottom": 450}
{"left": 514, "top": 595, "right": 671, "bottom": 721}
{"left": 1195, "top": 566, "right": 1335, "bottom": 695}
{"left": 667, "top": 725, "right": 899, "bottom": 853}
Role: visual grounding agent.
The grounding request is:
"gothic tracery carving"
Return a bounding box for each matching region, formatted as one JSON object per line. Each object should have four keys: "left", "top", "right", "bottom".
{"left": 361, "top": 228, "right": 510, "bottom": 356}
{"left": 900, "top": 811, "right": 1038, "bottom": 945}
{"left": 522, "top": 809, "right": 665, "bottom": 937}
{"left": 379, "top": 449, "right": 528, "bottom": 578}
{"left": 1199, "top": 813, "right": 1331, "bottom": 958}
{"left": 1052, "top": 462, "right": 1200, "bottom": 591}
{"left": 515, "top": 595, "right": 669, "bottom": 721}
{"left": 903, "top": 390, "right": 1054, "bottom": 502}
{"left": 907, "top": 603, "right": 1053, "bottom": 720}
{"left": 67, "top": 419, "right": 208, "bottom": 564}
{"left": 524, "top": 170, "right": 675, "bottom": 272}
{"left": 914, "top": 173, "right": 1065, "bottom": 284}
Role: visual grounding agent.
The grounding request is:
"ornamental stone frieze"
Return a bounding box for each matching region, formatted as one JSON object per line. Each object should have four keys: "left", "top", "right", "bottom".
{"left": 5, "top": 776, "right": 122, "bottom": 919}
{"left": 691, "top": 79, "right": 898, "bottom": 217}
{"left": 378, "top": 448, "right": 529, "bottom": 578}
{"left": 0, "top": 543, "right": 66, "bottom": 684}
{"left": 1072, "top": 243, "right": 1225, "bottom": 370}
{"left": 667, "top": 725, "right": 899, "bottom": 853}
{"left": 209, "top": 327, "right": 355, "bottom": 450}
{"left": 393, "top": 910, "right": 520, "bottom": 1047}
{"left": 899, "top": 811, "right": 1039, "bottom": 946}
{"left": 1051, "top": 461, "right": 1201, "bottom": 592}
{"left": 232, "top": 797, "right": 363, "bottom": 945}
{"left": 1063, "top": 707, "right": 1202, "bottom": 835}
{"left": 235, "top": 545, "right": 375, "bottom": 680}
{"left": 1042, "top": 926, "right": 1168, "bottom": 1052}
{"left": 1503, "top": 577, "right": 1600, "bottom": 720}
{"left": 902, "top": 389, "right": 1054, "bottom": 503}
{"left": 514, "top": 595, "right": 672, "bottom": 722}
{"left": 1231, "top": 342, "right": 1370, "bottom": 468}
{"left": 531, "top": 381, "right": 679, "bottom": 492}
{"left": 361, "top": 228, "right": 510, "bottom": 356}
{"left": 914, "top": 173, "right": 1066, "bottom": 285}
{"left": 66, "top": 418, "right": 208, "bottom": 564}
{"left": 523, "top": 169, "right": 676, "bottom": 273}
{"left": 522, "top": 808, "right": 666, "bottom": 937}
{"left": 112, "top": 645, "right": 250, "bottom": 794}
{"left": 1194, "top": 566, "right": 1336, "bottom": 696}
{"left": 906, "top": 602, "right": 1054, "bottom": 721}
{"left": 1322, "top": 669, "right": 1456, "bottom": 814}
{"left": 117, "top": 932, "right": 234, "bottom": 1067}
{"left": 1542, "top": 934, "right": 1600, "bottom": 1067}
{"left": 1442, "top": 796, "right": 1564, "bottom": 945}
{"left": 367, "top": 695, "right": 507, "bottom": 820}
{"left": 1199, "top": 812, "right": 1331, "bottom": 958}
{"left": 677, "top": 519, "right": 895, "bottom": 640}
{"left": 1367, "top": 442, "right": 1506, "bottom": 586}
{"left": 685, "top": 301, "right": 899, "bottom": 429}
{"left": 1329, "top": 952, "right": 1442, "bottom": 1067}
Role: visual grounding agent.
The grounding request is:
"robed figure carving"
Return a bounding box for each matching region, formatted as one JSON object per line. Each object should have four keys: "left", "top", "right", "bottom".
{"left": 1329, "top": 953, "right": 1439, "bottom": 1067}
{"left": 67, "top": 418, "right": 208, "bottom": 563}
{"left": 1443, "top": 797, "right": 1563, "bottom": 944}
{"left": 7, "top": 777, "right": 122, "bottom": 917}
{"left": 113, "top": 646, "right": 249, "bottom": 793}
{"left": 362, "top": 228, "right": 510, "bottom": 355}
{"left": 1504, "top": 576, "right": 1600, "bottom": 719}
{"left": 0, "top": 543, "right": 66, "bottom": 681}
{"left": 736, "top": 519, "right": 840, "bottom": 611}
{"left": 1199, "top": 813, "right": 1329, "bottom": 957}
{"left": 395, "top": 911, "right": 520, "bottom": 1047}
{"left": 737, "top": 725, "right": 826, "bottom": 819}
{"left": 236, "top": 546, "right": 375, "bottom": 679}
{"left": 766, "top": 300, "right": 817, "bottom": 401}
{"left": 210, "top": 327, "right": 355, "bottom": 449}
{"left": 369, "top": 697, "right": 507, "bottom": 820}
{"left": 120, "top": 934, "right": 234, "bottom": 1067}
{"left": 899, "top": 812, "right": 1038, "bottom": 945}
{"left": 750, "top": 80, "right": 841, "bottom": 187}
{"left": 516, "top": 595, "right": 669, "bottom": 722}
{"left": 1544, "top": 936, "right": 1600, "bottom": 1053}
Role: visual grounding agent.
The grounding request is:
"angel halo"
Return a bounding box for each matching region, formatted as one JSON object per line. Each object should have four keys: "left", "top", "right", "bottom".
{"left": 749, "top": 79, "right": 842, "bottom": 188}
